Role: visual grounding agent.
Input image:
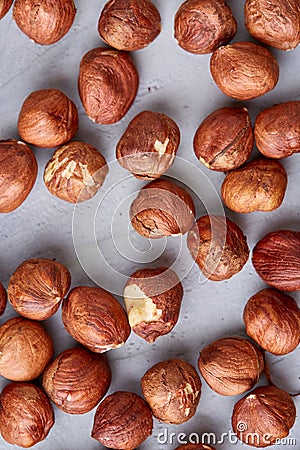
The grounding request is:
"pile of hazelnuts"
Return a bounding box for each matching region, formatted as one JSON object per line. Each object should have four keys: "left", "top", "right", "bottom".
{"left": 0, "top": 0, "right": 300, "bottom": 449}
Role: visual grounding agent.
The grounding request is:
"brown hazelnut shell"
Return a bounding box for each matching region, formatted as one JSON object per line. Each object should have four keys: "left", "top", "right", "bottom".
{"left": 0, "top": 382, "right": 54, "bottom": 448}
{"left": 98, "top": 0, "right": 161, "bottom": 51}
{"left": 13, "top": 0, "right": 76, "bottom": 45}
{"left": 187, "top": 215, "right": 249, "bottom": 281}
{"left": 254, "top": 101, "right": 300, "bottom": 159}
{"left": 176, "top": 446, "right": 216, "bottom": 450}
{"left": 174, "top": 0, "right": 237, "bottom": 54}
{"left": 62, "top": 286, "right": 131, "bottom": 353}
{"left": 232, "top": 386, "right": 296, "bottom": 447}
{"left": 91, "top": 391, "right": 153, "bottom": 449}
{"left": 0, "top": 282, "right": 7, "bottom": 316}
{"left": 244, "top": 0, "right": 300, "bottom": 51}
{"left": 124, "top": 267, "right": 183, "bottom": 342}
{"left": 42, "top": 347, "right": 111, "bottom": 414}
{"left": 0, "top": 317, "right": 53, "bottom": 381}
{"left": 116, "top": 110, "right": 180, "bottom": 180}
{"left": 18, "top": 89, "right": 78, "bottom": 148}
{"left": 210, "top": 41, "right": 279, "bottom": 100}
{"left": 252, "top": 230, "right": 300, "bottom": 291}
{"left": 198, "top": 337, "right": 264, "bottom": 396}
{"left": 221, "top": 158, "right": 287, "bottom": 213}
{"left": 0, "top": 0, "right": 13, "bottom": 19}
{"left": 193, "top": 107, "right": 253, "bottom": 171}
{"left": 0, "top": 140, "right": 37, "bottom": 213}
{"left": 130, "top": 178, "right": 195, "bottom": 238}
{"left": 244, "top": 288, "right": 300, "bottom": 355}
{"left": 44, "top": 141, "right": 108, "bottom": 203}
{"left": 141, "top": 358, "right": 201, "bottom": 424}
{"left": 78, "top": 47, "right": 139, "bottom": 124}
{"left": 8, "top": 258, "right": 71, "bottom": 321}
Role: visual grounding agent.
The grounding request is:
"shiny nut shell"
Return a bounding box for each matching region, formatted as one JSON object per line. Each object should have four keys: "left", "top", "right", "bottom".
{"left": 78, "top": 47, "right": 139, "bottom": 124}
{"left": 13, "top": 0, "right": 76, "bottom": 45}
{"left": 193, "top": 107, "right": 253, "bottom": 171}
{"left": 44, "top": 141, "right": 108, "bottom": 203}
{"left": 254, "top": 101, "right": 300, "bottom": 159}
{"left": 18, "top": 89, "right": 78, "bottom": 148}
{"left": 0, "top": 140, "right": 37, "bottom": 213}
{"left": 98, "top": 0, "right": 161, "bottom": 51}
{"left": 252, "top": 230, "right": 300, "bottom": 291}
{"left": 0, "top": 382, "right": 54, "bottom": 448}
{"left": 0, "top": 282, "right": 7, "bottom": 316}
{"left": 116, "top": 110, "right": 180, "bottom": 180}
{"left": 221, "top": 158, "right": 287, "bottom": 213}
{"left": 0, "top": 0, "right": 13, "bottom": 19}
{"left": 91, "top": 391, "right": 153, "bottom": 449}
{"left": 176, "top": 445, "right": 216, "bottom": 450}
{"left": 42, "top": 347, "right": 111, "bottom": 414}
{"left": 8, "top": 258, "right": 71, "bottom": 321}
{"left": 62, "top": 286, "right": 131, "bottom": 352}
{"left": 210, "top": 41, "right": 279, "bottom": 100}
{"left": 174, "top": 0, "right": 237, "bottom": 54}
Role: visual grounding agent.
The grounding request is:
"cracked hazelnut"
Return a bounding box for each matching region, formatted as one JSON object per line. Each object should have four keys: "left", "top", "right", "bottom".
{"left": 254, "top": 101, "right": 300, "bottom": 159}
{"left": 0, "top": 0, "right": 13, "bottom": 19}
{"left": 92, "top": 391, "right": 153, "bottom": 449}
{"left": 221, "top": 158, "right": 287, "bottom": 213}
{"left": 141, "top": 358, "right": 201, "bottom": 424}
{"left": 124, "top": 267, "right": 183, "bottom": 342}
{"left": 176, "top": 445, "right": 216, "bottom": 450}
{"left": 8, "top": 258, "right": 71, "bottom": 321}
{"left": 244, "top": 0, "right": 300, "bottom": 51}
{"left": 174, "top": 0, "right": 237, "bottom": 54}
{"left": 42, "top": 347, "right": 111, "bottom": 414}
{"left": 244, "top": 288, "right": 300, "bottom": 356}
{"left": 252, "top": 230, "right": 300, "bottom": 291}
{"left": 0, "top": 317, "right": 53, "bottom": 381}
{"left": 62, "top": 286, "right": 131, "bottom": 352}
{"left": 0, "top": 382, "right": 54, "bottom": 448}
{"left": 13, "top": 0, "right": 76, "bottom": 45}
{"left": 0, "top": 282, "right": 7, "bottom": 316}
{"left": 98, "top": 0, "right": 161, "bottom": 51}
{"left": 116, "top": 110, "right": 180, "bottom": 180}
{"left": 193, "top": 107, "right": 253, "bottom": 171}
{"left": 210, "top": 42, "right": 279, "bottom": 100}
{"left": 0, "top": 140, "right": 37, "bottom": 213}
{"left": 78, "top": 47, "right": 139, "bottom": 124}
{"left": 18, "top": 89, "right": 78, "bottom": 148}
{"left": 198, "top": 337, "right": 264, "bottom": 396}
{"left": 232, "top": 386, "right": 296, "bottom": 447}
{"left": 130, "top": 179, "right": 195, "bottom": 238}
{"left": 187, "top": 215, "right": 249, "bottom": 281}
{"left": 44, "top": 141, "right": 108, "bottom": 203}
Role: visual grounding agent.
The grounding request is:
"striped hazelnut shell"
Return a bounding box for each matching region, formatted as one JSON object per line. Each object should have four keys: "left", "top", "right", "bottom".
{"left": 0, "top": 0, "right": 13, "bottom": 19}
{"left": 0, "top": 282, "right": 7, "bottom": 316}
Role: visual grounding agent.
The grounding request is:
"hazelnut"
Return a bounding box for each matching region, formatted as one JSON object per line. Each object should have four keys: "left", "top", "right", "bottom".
{"left": 193, "top": 107, "right": 253, "bottom": 171}
{"left": 244, "top": 288, "right": 300, "bottom": 356}
{"left": 42, "top": 347, "right": 111, "bottom": 414}
{"left": 78, "top": 47, "right": 139, "bottom": 124}
{"left": 176, "top": 446, "right": 216, "bottom": 450}
{"left": 18, "top": 89, "right": 78, "bottom": 148}
{"left": 0, "top": 282, "right": 7, "bottom": 316}
{"left": 0, "top": 0, "right": 13, "bottom": 19}
{"left": 252, "top": 230, "right": 300, "bottom": 291}
{"left": 13, "top": 0, "right": 76, "bottom": 45}
{"left": 174, "top": 0, "right": 237, "bottom": 54}
{"left": 116, "top": 110, "right": 180, "bottom": 180}
{"left": 124, "top": 267, "right": 183, "bottom": 342}
{"left": 244, "top": 0, "right": 300, "bottom": 51}
{"left": 141, "top": 358, "right": 201, "bottom": 424}
{"left": 0, "top": 382, "right": 54, "bottom": 448}
{"left": 187, "top": 215, "right": 249, "bottom": 281}
{"left": 62, "top": 286, "right": 131, "bottom": 352}
{"left": 0, "top": 317, "right": 53, "bottom": 381}
{"left": 98, "top": 0, "right": 161, "bottom": 51}
{"left": 210, "top": 41, "right": 279, "bottom": 100}
{"left": 198, "top": 337, "right": 264, "bottom": 396}
{"left": 130, "top": 178, "right": 195, "bottom": 238}
{"left": 44, "top": 141, "right": 108, "bottom": 203}
{"left": 91, "top": 391, "right": 153, "bottom": 449}
{"left": 221, "top": 158, "right": 287, "bottom": 213}
{"left": 8, "top": 258, "right": 71, "bottom": 321}
{"left": 254, "top": 101, "right": 300, "bottom": 159}
{"left": 232, "top": 386, "right": 296, "bottom": 447}
{"left": 0, "top": 140, "right": 37, "bottom": 213}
